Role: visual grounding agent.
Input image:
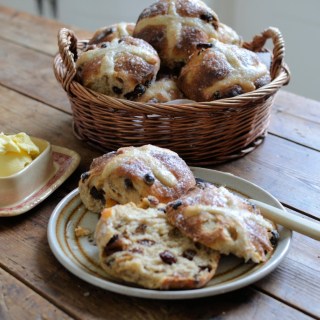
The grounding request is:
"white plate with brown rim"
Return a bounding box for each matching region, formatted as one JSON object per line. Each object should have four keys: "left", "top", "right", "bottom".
{"left": 47, "top": 167, "right": 292, "bottom": 300}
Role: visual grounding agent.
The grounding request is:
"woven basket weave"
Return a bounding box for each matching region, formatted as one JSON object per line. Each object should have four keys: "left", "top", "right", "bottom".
{"left": 53, "top": 27, "right": 290, "bottom": 166}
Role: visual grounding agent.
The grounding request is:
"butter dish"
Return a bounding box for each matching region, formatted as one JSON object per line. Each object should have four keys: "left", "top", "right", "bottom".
{"left": 0, "top": 137, "right": 53, "bottom": 206}
{"left": 0, "top": 138, "right": 80, "bottom": 216}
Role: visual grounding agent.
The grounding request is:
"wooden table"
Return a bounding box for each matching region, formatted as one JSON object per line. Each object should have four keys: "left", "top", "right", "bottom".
{"left": 0, "top": 6, "right": 319, "bottom": 320}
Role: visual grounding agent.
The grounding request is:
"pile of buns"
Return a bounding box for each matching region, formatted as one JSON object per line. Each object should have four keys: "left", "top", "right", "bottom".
{"left": 75, "top": 0, "right": 271, "bottom": 103}
{"left": 78, "top": 144, "right": 278, "bottom": 290}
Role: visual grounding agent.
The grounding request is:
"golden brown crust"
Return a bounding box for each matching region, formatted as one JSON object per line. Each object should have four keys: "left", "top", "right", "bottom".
{"left": 178, "top": 39, "right": 271, "bottom": 101}
{"left": 136, "top": 77, "right": 184, "bottom": 103}
{"left": 88, "top": 22, "right": 135, "bottom": 45}
{"left": 79, "top": 145, "right": 196, "bottom": 213}
{"left": 76, "top": 36, "right": 160, "bottom": 99}
{"left": 166, "top": 181, "right": 278, "bottom": 263}
{"left": 216, "top": 22, "right": 242, "bottom": 46}
{"left": 133, "top": 0, "right": 221, "bottom": 69}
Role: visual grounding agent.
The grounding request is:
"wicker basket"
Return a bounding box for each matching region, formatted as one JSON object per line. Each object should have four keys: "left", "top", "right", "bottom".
{"left": 53, "top": 27, "right": 290, "bottom": 166}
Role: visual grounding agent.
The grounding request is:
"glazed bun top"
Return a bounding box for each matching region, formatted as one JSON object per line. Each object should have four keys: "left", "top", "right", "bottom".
{"left": 216, "top": 22, "right": 242, "bottom": 46}
{"left": 133, "top": 0, "right": 240, "bottom": 69}
{"left": 88, "top": 22, "right": 135, "bottom": 45}
{"left": 135, "top": 77, "right": 184, "bottom": 103}
{"left": 178, "top": 39, "right": 271, "bottom": 101}
{"left": 79, "top": 144, "right": 196, "bottom": 209}
{"left": 76, "top": 36, "right": 160, "bottom": 99}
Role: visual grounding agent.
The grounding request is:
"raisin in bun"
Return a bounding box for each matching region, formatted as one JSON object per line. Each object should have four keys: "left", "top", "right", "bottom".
{"left": 95, "top": 203, "right": 220, "bottom": 289}
{"left": 88, "top": 22, "right": 135, "bottom": 45}
{"left": 133, "top": 0, "right": 241, "bottom": 69}
{"left": 166, "top": 181, "right": 278, "bottom": 263}
{"left": 178, "top": 39, "right": 271, "bottom": 102}
{"left": 136, "top": 77, "right": 184, "bottom": 103}
{"left": 76, "top": 36, "right": 160, "bottom": 100}
{"left": 79, "top": 145, "right": 196, "bottom": 213}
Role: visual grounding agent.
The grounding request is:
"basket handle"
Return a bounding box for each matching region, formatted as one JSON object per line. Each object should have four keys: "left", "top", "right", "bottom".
{"left": 57, "top": 28, "right": 78, "bottom": 91}
{"left": 243, "top": 27, "right": 288, "bottom": 81}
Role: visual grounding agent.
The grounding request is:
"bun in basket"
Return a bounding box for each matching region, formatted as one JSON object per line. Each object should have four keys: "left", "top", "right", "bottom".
{"left": 133, "top": 0, "right": 241, "bottom": 69}
{"left": 76, "top": 36, "right": 160, "bottom": 100}
{"left": 166, "top": 181, "right": 279, "bottom": 263}
{"left": 136, "top": 77, "right": 184, "bottom": 103}
{"left": 216, "top": 22, "right": 243, "bottom": 45}
{"left": 178, "top": 39, "right": 271, "bottom": 101}
{"left": 95, "top": 203, "right": 220, "bottom": 289}
{"left": 88, "top": 22, "right": 135, "bottom": 45}
{"left": 79, "top": 145, "right": 196, "bottom": 213}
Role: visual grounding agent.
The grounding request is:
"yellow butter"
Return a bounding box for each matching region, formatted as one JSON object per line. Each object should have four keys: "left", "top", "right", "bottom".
{"left": 0, "top": 132, "right": 40, "bottom": 177}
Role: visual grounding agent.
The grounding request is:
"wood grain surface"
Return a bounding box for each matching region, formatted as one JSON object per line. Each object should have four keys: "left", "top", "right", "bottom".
{"left": 0, "top": 268, "right": 72, "bottom": 320}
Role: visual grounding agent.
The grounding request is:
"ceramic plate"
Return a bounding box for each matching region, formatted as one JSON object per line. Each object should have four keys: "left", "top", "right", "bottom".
{"left": 47, "top": 168, "right": 292, "bottom": 300}
{"left": 0, "top": 146, "right": 80, "bottom": 216}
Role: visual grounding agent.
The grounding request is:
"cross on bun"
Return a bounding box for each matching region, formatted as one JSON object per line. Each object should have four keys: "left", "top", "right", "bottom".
{"left": 79, "top": 145, "right": 196, "bottom": 213}
{"left": 133, "top": 0, "right": 241, "bottom": 69}
{"left": 76, "top": 36, "right": 160, "bottom": 100}
{"left": 178, "top": 39, "right": 271, "bottom": 101}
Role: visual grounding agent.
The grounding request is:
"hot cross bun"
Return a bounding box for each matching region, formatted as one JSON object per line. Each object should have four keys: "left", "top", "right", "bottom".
{"left": 79, "top": 145, "right": 196, "bottom": 213}
{"left": 133, "top": 0, "right": 241, "bottom": 69}
{"left": 88, "top": 22, "right": 135, "bottom": 45}
{"left": 166, "top": 181, "right": 279, "bottom": 263}
{"left": 178, "top": 39, "right": 271, "bottom": 101}
{"left": 95, "top": 203, "right": 220, "bottom": 289}
{"left": 136, "top": 77, "right": 184, "bottom": 103}
{"left": 76, "top": 36, "right": 160, "bottom": 100}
